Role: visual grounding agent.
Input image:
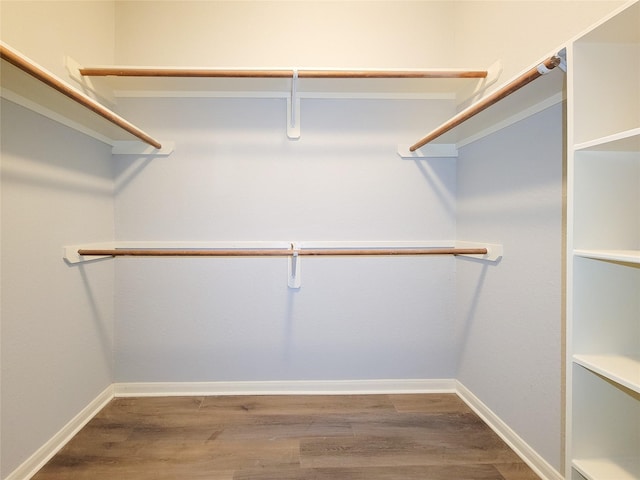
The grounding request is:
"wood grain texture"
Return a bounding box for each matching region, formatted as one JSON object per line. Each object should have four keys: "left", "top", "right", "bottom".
{"left": 77, "top": 247, "right": 488, "bottom": 257}
{"left": 79, "top": 67, "right": 488, "bottom": 79}
{"left": 31, "top": 394, "right": 540, "bottom": 480}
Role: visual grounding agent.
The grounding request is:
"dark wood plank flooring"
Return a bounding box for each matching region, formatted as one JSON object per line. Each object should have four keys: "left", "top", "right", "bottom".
{"left": 32, "top": 394, "right": 540, "bottom": 479}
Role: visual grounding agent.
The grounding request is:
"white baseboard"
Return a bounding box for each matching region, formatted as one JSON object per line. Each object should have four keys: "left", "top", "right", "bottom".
{"left": 455, "top": 381, "right": 563, "bottom": 480}
{"left": 5, "top": 385, "right": 114, "bottom": 480}
{"left": 8, "top": 379, "right": 560, "bottom": 480}
{"left": 113, "top": 378, "right": 457, "bottom": 397}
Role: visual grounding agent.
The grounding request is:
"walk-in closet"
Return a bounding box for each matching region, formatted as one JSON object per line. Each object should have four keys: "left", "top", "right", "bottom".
{"left": 1, "top": 1, "right": 638, "bottom": 479}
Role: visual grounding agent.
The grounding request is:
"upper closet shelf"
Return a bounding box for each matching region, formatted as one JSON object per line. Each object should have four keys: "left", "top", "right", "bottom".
{"left": 399, "top": 51, "right": 566, "bottom": 157}
{"left": 74, "top": 61, "right": 501, "bottom": 142}
{"left": 0, "top": 42, "right": 171, "bottom": 155}
{"left": 74, "top": 62, "right": 501, "bottom": 102}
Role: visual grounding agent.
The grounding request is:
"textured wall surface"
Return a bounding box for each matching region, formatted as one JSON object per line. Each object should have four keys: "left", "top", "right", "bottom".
{"left": 112, "top": 96, "right": 458, "bottom": 382}
{"left": 1, "top": 100, "right": 115, "bottom": 478}
{"left": 456, "top": 104, "right": 565, "bottom": 470}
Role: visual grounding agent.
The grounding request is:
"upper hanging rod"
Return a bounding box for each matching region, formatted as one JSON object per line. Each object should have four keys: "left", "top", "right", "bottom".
{"left": 79, "top": 67, "right": 488, "bottom": 80}
{"left": 0, "top": 42, "right": 162, "bottom": 150}
{"left": 409, "top": 55, "right": 562, "bottom": 152}
{"left": 77, "top": 247, "right": 488, "bottom": 257}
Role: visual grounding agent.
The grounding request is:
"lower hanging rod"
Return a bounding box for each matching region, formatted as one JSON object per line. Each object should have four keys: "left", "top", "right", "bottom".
{"left": 77, "top": 247, "right": 488, "bottom": 257}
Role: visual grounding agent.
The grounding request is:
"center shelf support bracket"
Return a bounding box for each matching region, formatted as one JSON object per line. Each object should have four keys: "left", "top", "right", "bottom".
{"left": 287, "top": 69, "right": 301, "bottom": 139}
{"left": 288, "top": 242, "right": 302, "bottom": 288}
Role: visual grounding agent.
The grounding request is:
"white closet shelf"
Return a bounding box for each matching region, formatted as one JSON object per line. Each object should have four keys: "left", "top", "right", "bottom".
{"left": 74, "top": 60, "right": 502, "bottom": 141}
{"left": 573, "top": 457, "right": 640, "bottom": 480}
{"left": 573, "top": 249, "right": 640, "bottom": 264}
{"left": 0, "top": 42, "right": 170, "bottom": 154}
{"left": 574, "top": 128, "right": 640, "bottom": 152}
{"left": 574, "top": 354, "right": 640, "bottom": 394}
{"left": 74, "top": 62, "right": 501, "bottom": 101}
{"left": 64, "top": 240, "right": 503, "bottom": 263}
{"left": 63, "top": 240, "right": 502, "bottom": 289}
{"left": 406, "top": 51, "right": 566, "bottom": 151}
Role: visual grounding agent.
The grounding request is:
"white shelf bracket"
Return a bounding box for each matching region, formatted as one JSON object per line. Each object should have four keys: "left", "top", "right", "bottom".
{"left": 65, "top": 56, "right": 116, "bottom": 106}
{"left": 556, "top": 48, "right": 567, "bottom": 72}
{"left": 287, "top": 69, "right": 301, "bottom": 139}
{"left": 63, "top": 242, "right": 115, "bottom": 264}
{"left": 485, "top": 59, "right": 503, "bottom": 88}
{"left": 455, "top": 241, "right": 503, "bottom": 262}
{"left": 288, "top": 242, "right": 302, "bottom": 288}
{"left": 397, "top": 143, "right": 458, "bottom": 159}
{"left": 111, "top": 140, "right": 175, "bottom": 156}
{"left": 457, "top": 59, "right": 503, "bottom": 109}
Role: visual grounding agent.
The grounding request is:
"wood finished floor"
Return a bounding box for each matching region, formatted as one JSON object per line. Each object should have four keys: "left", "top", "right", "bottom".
{"left": 32, "top": 394, "right": 540, "bottom": 480}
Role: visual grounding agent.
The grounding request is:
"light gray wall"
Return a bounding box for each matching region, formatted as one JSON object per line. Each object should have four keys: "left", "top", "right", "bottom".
{"left": 0, "top": 2, "right": 116, "bottom": 477}
{"left": 1, "top": 100, "right": 115, "bottom": 478}
{"left": 109, "top": 0, "right": 464, "bottom": 385}
{"left": 455, "top": 104, "right": 565, "bottom": 471}
{"left": 112, "top": 97, "right": 458, "bottom": 382}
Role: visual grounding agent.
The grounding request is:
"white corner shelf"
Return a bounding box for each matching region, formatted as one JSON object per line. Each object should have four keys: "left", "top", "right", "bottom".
{"left": 399, "top": 47, "right": 566, "bottom": 150}
{"left": 0, "top": 42, "right": 171, "bottom": 155}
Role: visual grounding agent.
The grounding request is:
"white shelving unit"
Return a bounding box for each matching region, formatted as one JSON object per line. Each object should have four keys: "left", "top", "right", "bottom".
{"left": 567, "top": 1, "right": 640, "bottom": 479}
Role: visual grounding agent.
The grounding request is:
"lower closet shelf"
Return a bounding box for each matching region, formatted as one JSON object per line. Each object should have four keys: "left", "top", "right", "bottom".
{"left": 63, "top": 240, "right": 503, "bottom": 289}
{"left": 573, "top": 457, "right": 640, "bottom": 480}
{"left": 573, "top": 354, "right": 640, "bottom": 394}
{"left": 64, "top": 241, "right": 503, "bottom": 264}
{"left": 573, "top": 249, "right": 640, "bottom": 264}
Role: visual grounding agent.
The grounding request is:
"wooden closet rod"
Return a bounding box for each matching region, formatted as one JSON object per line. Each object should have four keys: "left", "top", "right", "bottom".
{"left": 77, "top": 247, "right": 488, "bottom": 257}
{"left": 0, "top": 43, "right": 162, "bottom": 150}
{"left": 79, "top": 67, "right": 488, "bottom": 80}
{"left": 409, "top": 55, "right": 562, "bottom": 152}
